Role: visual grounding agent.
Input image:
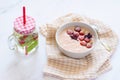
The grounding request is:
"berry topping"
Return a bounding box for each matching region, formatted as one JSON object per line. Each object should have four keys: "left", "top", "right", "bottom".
{"left": 84, "top": 35, "right": 87, "bottom": 38}
{"left": 78, "top": 35, "right": 84, "bottom": 41}
{"left": 74, "top": 27, "right": 81, "bottom": 32}
{"left": 70, "top": 34, "right": 77, "bottom": 40}
{"left": 80, "top": 41, "right": 87, "bottom": 46}
{"left": 86, "top": 43, "right": 92, "bottom": 48}
{"left": 87, "top": 33, "right": 92, "bottom": 39}
{"left": 84, "top": 37, "right": 91, "bottom": 43}
{"left": 69, "top": 31, "right": 79, "bottom": 40}
{"left": 66, "top": 26, "right": 93, "bottom": 48}
{"left": 73, "top": 31, "right": 79, "bottom": 37}
{"left": 79, "top": 30, "right": 84, "bottom": 35}
{"left": 67, "top": 29, "right": 73, "bottom": 35}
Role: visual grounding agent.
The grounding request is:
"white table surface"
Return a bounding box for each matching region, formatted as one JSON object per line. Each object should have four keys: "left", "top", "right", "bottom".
{"left": 0, "top": 0, "right": 120, "bottom": 80}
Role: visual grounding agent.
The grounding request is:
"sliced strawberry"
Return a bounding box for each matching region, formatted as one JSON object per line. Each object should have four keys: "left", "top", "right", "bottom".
{"left": 23, "top": 35, "right": 28, "bottom": 38}
{"left": 19, "top": 40, "right": 25, "bottom": 44}
{"left": 79, "top": 30, "right": 84, "bottom": 35}
{"left": 74, "top": 27, "right": 81, "bottom": 32}
{"left": 70, "top": 34, "right": 77, "bottom": 40}
{"left": 67, "top": 29, "right": 73, "bottom": 35}
{"left": 80, "top": 41, "right": 87, "bottom": 46}
{"left": 78, "top": 35, "right": 84, "bottom": 41}
{"left": 86, "top": 43, "right": 92, "bottom": 48}
{"left": 84, "top": 37, "right": 91, "bottom": 43}
{"left": 73, "top": 31, "right": 79, "bottom": 37}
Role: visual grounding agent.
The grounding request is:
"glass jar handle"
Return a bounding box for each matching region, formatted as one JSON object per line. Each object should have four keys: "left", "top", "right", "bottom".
{"left": 8, "top": 34, "right": 17, "bottom": 50}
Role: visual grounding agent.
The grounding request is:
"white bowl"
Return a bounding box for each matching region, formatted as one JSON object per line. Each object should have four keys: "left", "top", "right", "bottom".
{"left": 55, "top": 22, "right": 98, "bottom": 58}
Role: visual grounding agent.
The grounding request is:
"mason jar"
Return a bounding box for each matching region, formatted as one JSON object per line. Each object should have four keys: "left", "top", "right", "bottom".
{"left": 8, "top": 16, "right": 38, "bottom": 55}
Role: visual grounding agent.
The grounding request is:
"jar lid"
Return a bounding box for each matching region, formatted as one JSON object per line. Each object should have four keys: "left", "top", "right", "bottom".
{"left": 14, "top": 16, "right": 35, "bottom": 35}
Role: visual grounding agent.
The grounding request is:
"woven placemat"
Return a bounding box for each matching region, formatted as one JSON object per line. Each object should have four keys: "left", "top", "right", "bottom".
{"left": 40, "top": 13, "right": 118, "bottom": 80}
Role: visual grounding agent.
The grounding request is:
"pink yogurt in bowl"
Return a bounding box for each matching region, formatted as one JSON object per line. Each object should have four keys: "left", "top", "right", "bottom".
{"left": 55, "top": 22, "right": 98, "bottom": 58}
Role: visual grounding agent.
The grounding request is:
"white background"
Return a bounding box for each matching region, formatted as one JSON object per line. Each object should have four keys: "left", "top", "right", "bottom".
{"left": 0, "top": 0, "right": 120, "bottom": 80}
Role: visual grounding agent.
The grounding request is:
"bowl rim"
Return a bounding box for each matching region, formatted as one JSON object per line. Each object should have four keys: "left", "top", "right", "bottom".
{"left": 55, "top": 22, "right": 98, "bottom": 54}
